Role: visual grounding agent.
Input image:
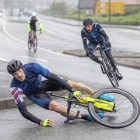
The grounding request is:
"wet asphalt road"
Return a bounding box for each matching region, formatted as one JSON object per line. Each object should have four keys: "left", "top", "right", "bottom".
{"left": 0, "top": 14, "right": 140, "bottom": 140}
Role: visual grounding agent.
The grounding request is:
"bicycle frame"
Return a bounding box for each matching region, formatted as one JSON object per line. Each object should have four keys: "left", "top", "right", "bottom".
{"left": 65, "top": 96, "right": 115, "bottom": 112}
{"left": 48, "top": 92, "right": 115, "bottom": 124}
{"left": 94, "top": 45, "right": 119, "bottom": 87}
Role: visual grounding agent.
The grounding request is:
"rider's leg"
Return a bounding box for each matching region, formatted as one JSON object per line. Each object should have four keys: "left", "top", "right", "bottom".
{"left": 49, "top": 101, "right": 82, "bottom": 119}
{"left": 105, "top": 50, "right": 117, "bottom": 69}
{"left": 87, "top": 42, "right": 105, "bottom": 74}
{"left": 87, "top": 42, "right": 102, "bottom": 64}
{"left": 49, "top": 101, "right": 104, "bottom": 121}
{"left": 33, "top": 79, "right": 103, "bottom": 121}
{"left": 33, "top": 31, "right": 36, "bottom": 44}
{"left": 67, "top": 80, "right": 94, "bottom": 95}
{"left": 28, "top": 32, "right": 32, "bottom": 41}
{"left": 29, "top": 91, "right": 82, "bottom": 119}
{"left": 100, "top": 36, "right": 123, "bottom": 79}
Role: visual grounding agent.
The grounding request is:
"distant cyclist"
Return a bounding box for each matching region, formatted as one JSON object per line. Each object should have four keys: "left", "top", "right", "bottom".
{"left": 81, "top": 18, "right": 123, "bottom": 80}
{"left": 7, "top": 60, "right": 115, "bottom": 127}
{"left": 27, "top": 12, "right": 43, "bottom": 44}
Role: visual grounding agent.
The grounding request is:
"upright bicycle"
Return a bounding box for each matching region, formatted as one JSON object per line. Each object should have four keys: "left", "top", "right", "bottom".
{"left": 48, "top": 88, "right": 140, "bottom": 128}
{"left": 28, "top": 29, "right": 41, "bottom": 52}
{"left": 94, "top": 45, "right": 119, "bottom": 88}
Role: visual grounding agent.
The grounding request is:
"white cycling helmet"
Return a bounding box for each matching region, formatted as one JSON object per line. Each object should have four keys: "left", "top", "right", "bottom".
{"left": 31, "top": 12, "right": 37, "bottom": 17}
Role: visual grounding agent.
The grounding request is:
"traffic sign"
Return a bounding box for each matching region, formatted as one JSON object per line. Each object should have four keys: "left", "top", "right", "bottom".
{"left": 96, "top": 2, "right": 124, "bottom": 15}
{"left": 18, "top": 13, "right": 21, "bottom": 17}
{"left": 97, "top": 9, "right": 124, "bottom": 14}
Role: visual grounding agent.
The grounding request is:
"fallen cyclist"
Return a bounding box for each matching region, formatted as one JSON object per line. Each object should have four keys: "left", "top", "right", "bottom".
{"left": 7, "top": 59, "right": 114, "bottom": 127}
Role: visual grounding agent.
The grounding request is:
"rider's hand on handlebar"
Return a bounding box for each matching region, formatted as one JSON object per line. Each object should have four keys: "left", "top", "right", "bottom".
{"left": 86, "top": 48, "right": 93, "bottom": 55}
{"left": 40, "top": 28, "right": 43, "bottom": 33}
{"left": 41, "top": 119, "right": 54, "bottom": 127}
{"left": 28, "top": 28, "right": 31, "bottom": 32}
{"left": 73, "top": 91, "right": 83, "bottom": 100}
{"left": 105, "top": 40, "right": 111, "bottom": 48}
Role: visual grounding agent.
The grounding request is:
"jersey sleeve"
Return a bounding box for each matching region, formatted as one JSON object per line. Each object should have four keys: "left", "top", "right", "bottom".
{"left": 36, "top": 17, "right": 41, "bottom": 24}
{"left": 96, "top": 23, "right": 103, "bottom": 32}
{"left": 81, "top": 29, "right": 87, "bottom": 40}
{"left": 33, "top": 63, "right": 51, "bottom": 79}
{"left": 27, "top": 16, "right": 32, "bottom": 24}
{"left": 11, "top": 87, "right": 25, "bottom": 107}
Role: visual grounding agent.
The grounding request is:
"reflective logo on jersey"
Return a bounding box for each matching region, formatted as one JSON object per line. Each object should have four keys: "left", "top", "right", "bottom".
{"left": 11, "top": 87, "right": 23, "bottom": 104}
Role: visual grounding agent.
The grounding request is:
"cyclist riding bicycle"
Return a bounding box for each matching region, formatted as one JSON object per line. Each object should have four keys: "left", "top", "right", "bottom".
{"left": 27, "top": 12, "right": 42, "bottom": 44}
{"left": 7, "top": 60, "right": 114, "bottom": 127}
{"left": 81, "top": 18, "right": 123, "bottom": 80}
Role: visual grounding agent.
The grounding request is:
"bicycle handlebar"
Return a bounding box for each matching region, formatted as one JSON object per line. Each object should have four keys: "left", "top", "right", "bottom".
{"left": 65, "top": 92, "right": 80, "bottom": 122}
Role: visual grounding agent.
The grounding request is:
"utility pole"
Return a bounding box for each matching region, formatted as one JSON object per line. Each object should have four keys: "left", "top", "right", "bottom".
{"left": 78, "top": 0, "right": 80, "bottom": 21}
{"left": 54, "top": 0, "right": 55, "bottom": 17}
{"left": 63, "top": 0, "right": 65, "bottom": 18}
{"left": 109, "top": 0, "right": 110, "bottom": 24}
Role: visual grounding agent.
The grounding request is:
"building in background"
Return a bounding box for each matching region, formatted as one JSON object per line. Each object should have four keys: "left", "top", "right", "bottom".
{"left": 78, "top": 0, "right": 97, "bottom": 14}
{"left": 98, "top": 0, "right": 140, "bottom": 7}
{"left": 3, "top": 0, "right": 35, "bottom": 15}
{"left": 78, "top": 0, "right": 140, "bottom": 15}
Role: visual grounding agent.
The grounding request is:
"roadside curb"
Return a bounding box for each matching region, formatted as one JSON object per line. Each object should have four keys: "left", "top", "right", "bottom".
{"left": 63, "top": 50, "right": 140, "bottom": 69}
{"left": 115, "top": 60, "right": 140, "bottom": 69}
{"left": 63, "top": 50, "right": 140, "bottom": 58}
{"left": 0, "top": 76, "right": 70, "bottom": 110}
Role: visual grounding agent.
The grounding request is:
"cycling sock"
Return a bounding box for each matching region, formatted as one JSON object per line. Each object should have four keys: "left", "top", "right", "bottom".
{"left": 81, "top": 114, "right": 89, "bottom": 120}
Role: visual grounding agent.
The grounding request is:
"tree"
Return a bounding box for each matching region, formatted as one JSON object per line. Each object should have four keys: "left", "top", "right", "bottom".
{"left": 50, "top": 2, "right": 68, "bottom": 16}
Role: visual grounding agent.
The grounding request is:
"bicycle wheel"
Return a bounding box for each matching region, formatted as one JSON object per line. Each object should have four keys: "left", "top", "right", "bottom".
{"left": 88, "top": 88, "right": 140, "bottom": 128}
{"left": 33, "top": 36, "right": 37, "bottom": 52}
{"left": 104, "top": 59, "right": 119, "bottom": 88}
{"left": 28, "top": 42, "right": 32, "bottom": 51}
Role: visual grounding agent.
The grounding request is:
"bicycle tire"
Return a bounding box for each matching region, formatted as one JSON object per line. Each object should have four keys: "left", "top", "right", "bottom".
{"left": 104, "top": 59, "right": 119, "bottom": 88}
{"left": 28, "top": 42, "right": 32, "bottom": 51}
{"left": 88, "top": 88, "right": 140, "bottom": 128}
{"left": 33, "top": 36, "right": 37, "bottom": 52}
{"left": 107, "top": 70, "right": 119, "bottom": 88}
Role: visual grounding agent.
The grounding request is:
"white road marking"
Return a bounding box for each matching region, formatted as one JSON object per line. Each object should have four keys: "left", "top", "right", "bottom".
{"left": 22, "top": 56, "right": 49, "bottom": 62}
{"left": 2, "top": 23, "right": 73, "bottom": 57}
{"left": 3, "top": 23, "right": 26, "bottom": 44}
{"left": 38, "top": 47, "right": 73, "bottom": 57}
{"left": 43, "top": 27, "right": 79, "bottom": 42}
{"left": 0, "top": 57, "right": 9, "bottom": 62}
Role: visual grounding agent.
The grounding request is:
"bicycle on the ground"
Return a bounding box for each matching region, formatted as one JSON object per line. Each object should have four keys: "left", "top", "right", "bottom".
{"left": 28, "top": 29, "right": 41, "bottom": 52}
{"left": 94, "top": 44, "right": 119, "bottom": 88}
{"left": 48, "top": 88, "right": 139, "bottom": 128}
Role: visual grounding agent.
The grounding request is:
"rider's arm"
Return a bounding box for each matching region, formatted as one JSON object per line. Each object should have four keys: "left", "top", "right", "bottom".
{"left": 36, "top": 17, "right": 42, "bottom": 29}
{"left": 96, "top": 24, "right": 109, "bottom": 41}
{"left": 11, "top": 87, "right": 42, "bottom": 125}
{"left": 27, "top": 16, "right": 31, "bottom": 31}
{"left": 33, "top": 63, "right": 75, "bottom": 92}
{"left": 81, "top": 30, "right": 88, "bottom": 51}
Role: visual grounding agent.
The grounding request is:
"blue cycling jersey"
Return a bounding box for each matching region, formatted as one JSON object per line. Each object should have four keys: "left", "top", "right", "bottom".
{"left": 10, "top": 63, "right": 51, "bottom": 106}
{"left": 11, "top": 63, "right": 51, "bottom": 95}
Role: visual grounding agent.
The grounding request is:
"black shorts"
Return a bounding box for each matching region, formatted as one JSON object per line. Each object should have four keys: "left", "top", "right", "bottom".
{"left": 30, "top": 25, "right": 36, "bottom": 31}
{"left": 33, "top": 78, "right": 68, "bottom": 110}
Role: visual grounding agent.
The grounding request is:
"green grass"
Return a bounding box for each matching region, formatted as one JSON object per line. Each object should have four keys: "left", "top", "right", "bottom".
{"left": 41, "top": 7, "right": 140, "bottom": 25}
{"left": 65, "top": 12, "right": 140, "bottom": 25}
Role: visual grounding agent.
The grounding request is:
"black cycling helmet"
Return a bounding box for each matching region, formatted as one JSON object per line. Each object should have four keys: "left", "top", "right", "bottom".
{"left": 7, "top": 59, "right": 23, "bottom": 74}
{"left": 83, "top": 18, "right": 93, "bottom": 26}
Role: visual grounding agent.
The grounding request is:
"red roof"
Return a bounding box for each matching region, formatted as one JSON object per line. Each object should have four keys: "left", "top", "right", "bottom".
{"left": 99, "top": 0, "right": 140, "bottom": 5}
